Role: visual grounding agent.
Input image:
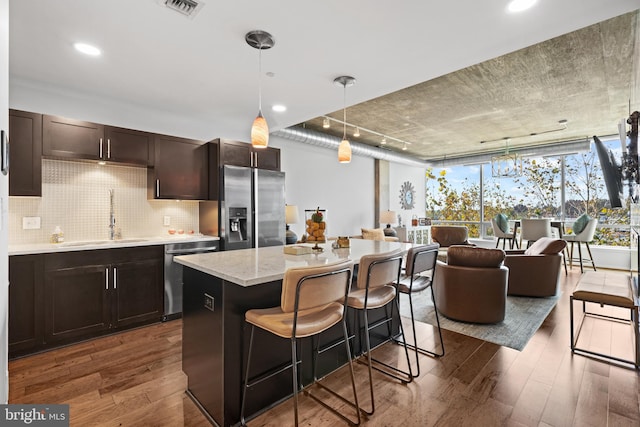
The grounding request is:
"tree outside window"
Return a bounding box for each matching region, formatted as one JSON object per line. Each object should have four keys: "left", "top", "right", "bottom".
{"left": 425, "top": 138, "right": 630, "bottom": 246}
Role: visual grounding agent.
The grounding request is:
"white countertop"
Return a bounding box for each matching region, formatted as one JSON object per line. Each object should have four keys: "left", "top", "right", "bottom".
{"left": 174, "top": 239, "right": 412, "bottom": 287}
{"left": 9, "top": 234, "right": 220, "bottom": 255}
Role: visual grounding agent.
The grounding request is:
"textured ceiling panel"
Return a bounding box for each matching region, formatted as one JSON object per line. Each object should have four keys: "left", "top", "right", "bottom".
{"left": 303, "top": 11, "right": 638, "bottom": 162}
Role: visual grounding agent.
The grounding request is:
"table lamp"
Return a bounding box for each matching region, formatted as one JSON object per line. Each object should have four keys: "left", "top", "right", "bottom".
{"left": 285, "top": 205, "right": 300, "bottom": 244}
{"left": 380, "top": 210, "right": 397, "bottom": 237}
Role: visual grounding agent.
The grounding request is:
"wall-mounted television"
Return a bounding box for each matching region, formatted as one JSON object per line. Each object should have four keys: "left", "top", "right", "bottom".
{"left": 593, "top": 135, "right": 624, "bottom": 208}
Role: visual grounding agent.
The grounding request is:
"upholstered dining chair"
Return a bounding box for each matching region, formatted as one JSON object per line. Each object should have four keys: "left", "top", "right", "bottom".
{"left": 491, "top": 215, "right": 519, "bottom": 249}
{"left": 394, "top": 243, "right": 443, "bottom": 377}
{"left": 240, "top": 260, "right": 360, "bottom": 427}
{"left": 347, "top": 248, "right": 412, "bottom": 415}
{"left": 519, "top": 218, "right": 552, "bottom": 248}
{"left": 564, "top": 217, "right": 598, "bottom": 273}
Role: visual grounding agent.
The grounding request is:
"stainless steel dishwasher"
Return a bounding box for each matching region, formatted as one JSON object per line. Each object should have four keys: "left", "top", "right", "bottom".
{"left": 164, "top": 240, "right": 219, "bottom": 321}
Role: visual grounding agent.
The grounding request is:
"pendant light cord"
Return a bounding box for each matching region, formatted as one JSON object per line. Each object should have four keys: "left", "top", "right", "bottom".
{"left": 258, "top": 47, "right": 263, "bottom": 115}
{"left": 342, "top": 84, "right": 347, "bottom": 140}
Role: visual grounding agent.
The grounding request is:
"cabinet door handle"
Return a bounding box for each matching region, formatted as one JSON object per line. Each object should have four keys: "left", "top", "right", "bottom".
{"left": 99, "top": 138, "right": 103, "bottom": 159}
{"left": 113, "top": 267, "right": 117, "bottom": 289}
{"left": 105, "top": 268, "right": 109, "bottom": 290}
{"left": 107, "top": 138, "right": 111, "bottom": 159}
{"left": 156, "top": 179, "right": 160, "bottom": 197}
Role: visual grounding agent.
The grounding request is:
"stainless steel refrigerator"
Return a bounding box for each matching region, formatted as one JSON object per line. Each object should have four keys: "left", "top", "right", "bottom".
{"left": 219, "top": 165, "right": 285, "bottom": 250}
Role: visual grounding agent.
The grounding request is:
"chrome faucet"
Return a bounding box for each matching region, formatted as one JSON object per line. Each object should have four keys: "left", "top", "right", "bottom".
{"left": 109, "top": 189, "right": 116, "bottom": 240}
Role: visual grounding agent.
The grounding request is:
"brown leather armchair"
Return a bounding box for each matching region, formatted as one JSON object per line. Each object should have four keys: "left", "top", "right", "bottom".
{"left": 431, "top": 226, "right": 471, "bottom": 247}
{"left": 433, "top": 246, "right": 508, "bottom": 324}
{"left": 430, "top": 226, "right": 473, "bottom": 261}
{"left": 504, "top": 237, "right": 567, "bottom": 297}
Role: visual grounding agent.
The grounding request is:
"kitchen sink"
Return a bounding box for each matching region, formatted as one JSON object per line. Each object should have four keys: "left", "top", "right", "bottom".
{"left": 60, "top": 238, "right": 150, "bottom": 247}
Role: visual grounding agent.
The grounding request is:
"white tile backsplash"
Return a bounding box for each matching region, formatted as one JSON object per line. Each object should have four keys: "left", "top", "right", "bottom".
{"left": 9, "top": 159, "right": 200, "bottom": 244}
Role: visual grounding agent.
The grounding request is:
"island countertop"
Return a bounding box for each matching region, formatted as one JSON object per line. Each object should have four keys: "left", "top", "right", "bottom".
{"left": 174, "top": 239, "right": 412, "bottom": 286}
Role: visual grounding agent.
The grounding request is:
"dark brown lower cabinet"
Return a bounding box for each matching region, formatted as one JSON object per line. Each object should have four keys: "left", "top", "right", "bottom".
{"left": 9, "top": 246, "right": 163, "bottom": 358}
{"left": 8, "top": 255, "right": 45, "bottom": 357}
{"left": 44, "top": 262, "right": 111, "bottom": 344}
{"left": 112, "top": 256, "right": 163, "bottom": 328}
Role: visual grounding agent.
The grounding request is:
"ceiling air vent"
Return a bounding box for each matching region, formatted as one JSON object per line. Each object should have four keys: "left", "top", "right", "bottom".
{"left": 163, "top": 0, "right": 204, "bottom": 18}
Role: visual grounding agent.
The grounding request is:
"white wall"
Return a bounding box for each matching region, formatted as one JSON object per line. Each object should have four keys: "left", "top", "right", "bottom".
{"left": 272, "top": 135, "right": 376, "bottom": 238}
{"left": 271, "top": 135, "right": 427, "bottom": 238}
{"left": 10, "top": 79, "right": 224, "bottom": 142}
{"left": 389, "top": 161, "right": 426, "bottom": 227}
{"left": 1, "top": 0, "right": 9, "bottom": 404}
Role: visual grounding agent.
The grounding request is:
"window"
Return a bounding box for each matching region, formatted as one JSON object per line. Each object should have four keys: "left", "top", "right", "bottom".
{"left": 425, "top": 137, "right": 630, "bottom": 246}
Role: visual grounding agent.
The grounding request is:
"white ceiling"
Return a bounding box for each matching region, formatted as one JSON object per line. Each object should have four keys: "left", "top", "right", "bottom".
{"left": 8, "top": 0, "right": 640, "bottom": 155}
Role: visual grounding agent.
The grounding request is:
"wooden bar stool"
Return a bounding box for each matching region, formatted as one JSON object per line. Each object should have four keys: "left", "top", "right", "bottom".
{"left": 240, "top": 260, "right": 361, "bottom": 426}
{"left": 394, "top": 243, "right": 444, "bottom": 377}
{"left": 347, "top": 249, "right": 413, "bottom": 416}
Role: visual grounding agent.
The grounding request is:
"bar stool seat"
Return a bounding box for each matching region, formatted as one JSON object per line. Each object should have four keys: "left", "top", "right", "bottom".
{"left": 347, "top": 286, "right": 395, "bottom": 309}
{"left": 240, "top": 259, "right": 361, "bottom": 426}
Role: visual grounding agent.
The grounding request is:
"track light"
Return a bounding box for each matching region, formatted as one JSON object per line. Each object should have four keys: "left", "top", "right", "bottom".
{"left": 402, "top": 143, "right": 407, "bottom": 151}
{"left": 353, "top": 127, "right": 360, "bottom": 137}
{"left": 381, "top": 137, "right": 387, "bottom": 145}
{"left": 323, "top": 118, "right": 330, "bottom": 128}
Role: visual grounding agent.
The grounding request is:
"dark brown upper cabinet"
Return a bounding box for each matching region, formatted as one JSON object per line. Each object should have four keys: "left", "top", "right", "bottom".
{"left": 9, "top": 109, "right": 42, "bottom": 196}
{"left": 217, "top": 138, "right": 280, "bottom": 171}
{"left": 43, "top": 114, "right": 151, "bottom": 166}
{"left": 104, "top": 126, "right": 153, "bottom": 166}
{"left": 148, "top": 134, "right": 208, "bottom": 200}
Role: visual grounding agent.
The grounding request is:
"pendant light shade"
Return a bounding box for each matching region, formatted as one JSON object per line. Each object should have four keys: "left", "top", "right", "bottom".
{"left": 246, "top": 30, "right": 275, "bottom": 148}
{"left": 338, "top": 138, "right": 352, "bottom": 163}
{"left": 334, "top": 75, "right": 356, "bottom": 164}
{"left": 251, "top": 113, "right": 269, "bottom": 148}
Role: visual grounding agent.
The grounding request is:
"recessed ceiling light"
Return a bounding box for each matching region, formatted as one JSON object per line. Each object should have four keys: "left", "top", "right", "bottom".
{"left": 507, "top": 0, "right": 537, "bottom": 13}
{"left": 272, "top": 104, "right": 286, "bottom": 112}
{"left": 74, "top": 42, "right": 101, "bottom": 56}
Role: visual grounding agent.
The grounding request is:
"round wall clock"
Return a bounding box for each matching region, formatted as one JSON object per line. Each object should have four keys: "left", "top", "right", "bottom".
{"left": 399, "top": 181, "right": 415, "bottom": 210}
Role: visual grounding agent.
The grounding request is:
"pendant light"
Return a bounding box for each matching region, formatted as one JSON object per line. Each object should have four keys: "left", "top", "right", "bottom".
{"left": 246, "top": 30, "right": 275, "bottom": 149}
{"left": 334, "top": 76, "right": 356, "bottom": 163}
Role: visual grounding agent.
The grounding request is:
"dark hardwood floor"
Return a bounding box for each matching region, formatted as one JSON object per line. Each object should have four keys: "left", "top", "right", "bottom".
{"left": 8, "top": 269, "right": 640, "bottom": 426}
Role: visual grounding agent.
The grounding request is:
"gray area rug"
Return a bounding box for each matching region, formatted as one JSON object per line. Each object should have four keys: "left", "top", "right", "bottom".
{"left": 399, "top": 289, "right": 559, "bottom": 351}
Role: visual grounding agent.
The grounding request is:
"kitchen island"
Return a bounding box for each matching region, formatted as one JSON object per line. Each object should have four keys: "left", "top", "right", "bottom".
{"left": 175, "top": 239, "right": 411, "bottom": 427}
